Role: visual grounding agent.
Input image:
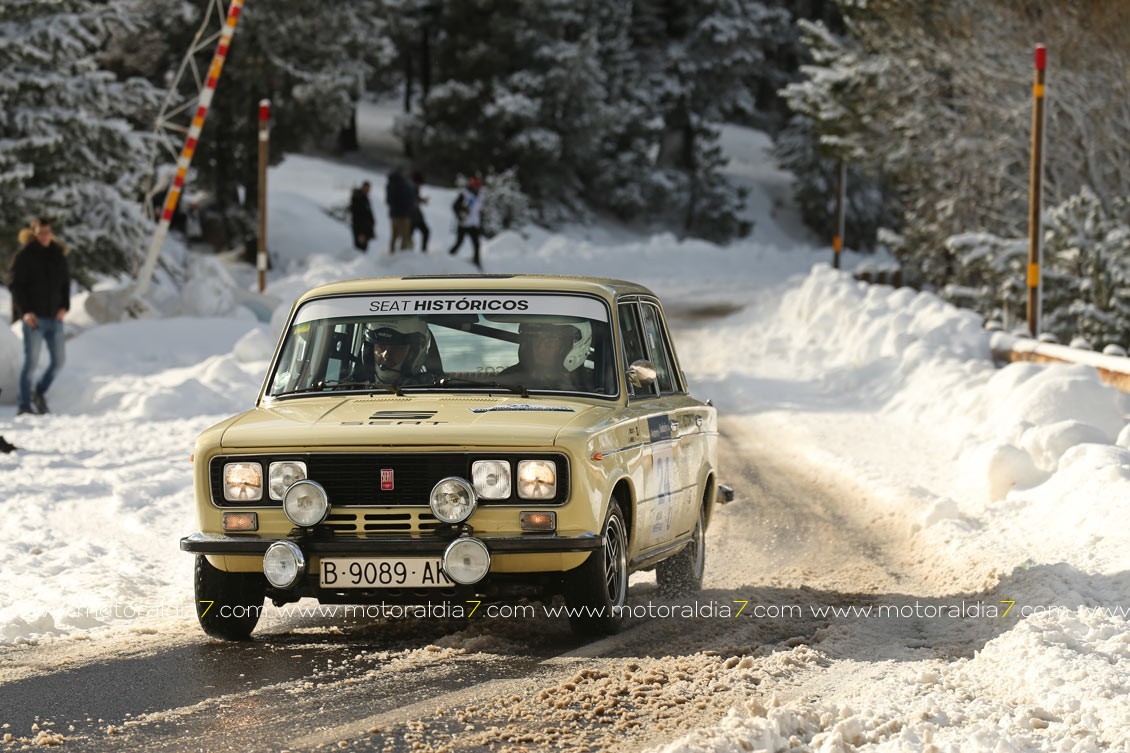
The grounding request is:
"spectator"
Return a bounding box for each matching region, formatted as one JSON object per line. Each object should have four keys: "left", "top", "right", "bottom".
{"left": 448, "top": 176, "right": 484, "bottom": 268}
{"left": 350, "top": 181, "right": 376, "bottom": 252}
{"left": 411, "top": 171, "right": 430, "bottom": 253}
{"left": 10, "top": 217, "right": 70, "bottom": 416}
{"left": 386, "top": 168, "right": 416, "bottom": 253}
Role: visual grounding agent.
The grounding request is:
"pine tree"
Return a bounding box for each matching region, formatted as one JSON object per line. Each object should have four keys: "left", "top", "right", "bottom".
{"left": 1042, "top": 187, "right": 1130, "bottom": 349}
{"left": 0, "top": 0, "right": 161, "bottom": 286}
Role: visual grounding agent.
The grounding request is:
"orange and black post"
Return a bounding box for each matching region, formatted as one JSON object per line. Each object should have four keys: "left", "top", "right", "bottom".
{"left": 1027, "top": 45, "right": 1047, "bottom": 337}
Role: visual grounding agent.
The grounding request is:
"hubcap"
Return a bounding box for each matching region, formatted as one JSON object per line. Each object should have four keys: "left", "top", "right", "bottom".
{"left": 604, "top": 512, "right": 627, "bottom": 606}
{"left": 691, "top": 509, "right": 705, "bottom": 578}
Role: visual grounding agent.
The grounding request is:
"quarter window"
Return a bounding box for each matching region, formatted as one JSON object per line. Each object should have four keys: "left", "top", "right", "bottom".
{"left": 639, "top": 304, "right": 678, "bottom": 394}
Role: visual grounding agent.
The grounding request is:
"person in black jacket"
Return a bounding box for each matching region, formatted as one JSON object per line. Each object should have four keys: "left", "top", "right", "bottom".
{"left": 410, "top": 171, "right": 430, "bottom": 252}
{"left": 350, "top": 181, "right": 376, "bottom": 252}
{"left": 386, "top": 168, "right": 416, "bottom": 254}
{"left": 10, "top": 217, "right": 70, "bottom": 416}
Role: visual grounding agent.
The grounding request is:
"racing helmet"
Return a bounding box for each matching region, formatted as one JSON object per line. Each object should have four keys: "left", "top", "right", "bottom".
{"left": 365, "top": 318, "right": 430, "bottom": 381}
{"left": 519, "top": 321, "right": 591, "bottom": 372}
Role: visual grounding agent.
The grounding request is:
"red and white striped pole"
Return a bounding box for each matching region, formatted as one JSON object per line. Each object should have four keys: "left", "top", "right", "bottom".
{"left": 134, "top": 0, "right": 245, "bottom": 299}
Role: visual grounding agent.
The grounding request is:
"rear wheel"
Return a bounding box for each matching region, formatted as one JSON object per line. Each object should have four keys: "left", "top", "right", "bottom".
{"left": 194, "top": 555, "right": 266, "bottom": 641}
{"left": 656, "top": 504, "right": 706, "bottom": 597}
{"left": 565, "top": 500, "right": 628, "bottom": 636}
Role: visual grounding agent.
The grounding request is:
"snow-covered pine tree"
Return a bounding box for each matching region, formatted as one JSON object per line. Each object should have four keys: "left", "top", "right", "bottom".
{"left": 1042, "top": 187, "right": 1130, "bottom": 349}
{"left": 397, "top": 0, "right": 612, "bottom": 223}
{"left": 636, "top": 0, "right": 789, "bottom": 240}
{"left": 0, "top": 0, "right": 160, "bottom": 286}
{"left": 776, "top": 18, "right": 895, "bottom": 250}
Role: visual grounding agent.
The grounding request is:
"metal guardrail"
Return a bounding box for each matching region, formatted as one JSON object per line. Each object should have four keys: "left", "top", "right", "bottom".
{"left": 989, "top": 333, "right": 1130, "bottom": 393}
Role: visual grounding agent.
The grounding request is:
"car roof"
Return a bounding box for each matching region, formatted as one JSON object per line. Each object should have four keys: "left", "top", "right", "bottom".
{"left": 294, "top": 274, "right": 658, "bottom": 305}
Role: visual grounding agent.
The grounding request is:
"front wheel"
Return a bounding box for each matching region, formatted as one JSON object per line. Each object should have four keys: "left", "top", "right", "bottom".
{"left": 564, "top": 500, "right": 629, "bottom": 636}
{"left": 194, "top": 555, "right": 266, "bottom": 641}
{"left": 656, "top": 504, "right": 705, "bottom": 597}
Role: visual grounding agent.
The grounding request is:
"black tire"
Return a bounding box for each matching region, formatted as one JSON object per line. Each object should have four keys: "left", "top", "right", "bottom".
{"left": 565, "top": 500, "right": 629, "bottom": 636}
{"left": 656, "top": 503, "right": 706, "bottom": 598}
{"left": 194, "top": 555, "right": 266, "bottom": 641}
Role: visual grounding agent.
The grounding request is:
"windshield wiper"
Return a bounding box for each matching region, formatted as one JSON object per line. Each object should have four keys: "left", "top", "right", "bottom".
{"left": 437, "top": 376, "right": 529, "bottom": 398}
{"left": 277, "top": 380, "right": 403, "bottom": 397}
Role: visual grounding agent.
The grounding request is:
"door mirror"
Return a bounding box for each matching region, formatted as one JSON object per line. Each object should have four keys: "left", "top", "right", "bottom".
{"left": 627, "top": 360, "right": 657, "bottom": 389}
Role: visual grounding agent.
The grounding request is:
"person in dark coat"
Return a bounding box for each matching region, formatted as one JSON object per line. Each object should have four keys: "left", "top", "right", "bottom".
{"left": 10, "top": 217, "right": 70, "bottom": 416}
{"left": 350, "top": 181, "right": 376, "bottom": 252}
{"left": 411, "top": 171, "right": 430, "bottom": 253}
{"left": 386, "top": 169, "right": 416, "bottom": 254}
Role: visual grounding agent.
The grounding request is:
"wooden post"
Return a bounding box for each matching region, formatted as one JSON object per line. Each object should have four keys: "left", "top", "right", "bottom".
{"left": 832, "top": 159, "right": 846, "bottom": 269}
{"left": 257, "top": 99, "right": 270, "bottom": 293}
{"left": 1027, "top": 45, "right": 1047, "bottom": 337}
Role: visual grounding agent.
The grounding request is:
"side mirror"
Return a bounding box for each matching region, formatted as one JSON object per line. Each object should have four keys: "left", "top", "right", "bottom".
{"left": 627, "top": 360, "right": 657, "bottom": 389}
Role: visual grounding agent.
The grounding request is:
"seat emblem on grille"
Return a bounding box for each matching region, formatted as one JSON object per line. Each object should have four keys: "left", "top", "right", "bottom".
{"left": 381, "top": 469, "right": 394, "bottom": 491}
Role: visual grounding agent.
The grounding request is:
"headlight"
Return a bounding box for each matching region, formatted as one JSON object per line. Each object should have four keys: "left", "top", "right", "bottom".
{"left": 429, "top": 477, "right": 477, "bottom": 524}
{"left": 282, "top": 480, "right": 329, "bottom": 527}
{"left": 224, "top": 462, "right": 263, "bottom": 502}
{"left": 472, "top": 460, "right": 511, "bottom": 500}
{"left": 263, "top": 541, "right": 305, "bottom": 589}
{"left": 516, "top": 460, "right": 556, "bottom": 500}
{"left": 269, "top": 461, "right": 307, "bottom": 500}
{"left": 443, "top": 537, "right": 490, "bottom": 584}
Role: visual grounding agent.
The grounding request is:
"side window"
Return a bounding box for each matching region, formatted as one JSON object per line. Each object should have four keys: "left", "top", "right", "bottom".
{"left": 618, "top": 303, "right": 651, "bottom": 397}
{"left": 639, "top": 303, "right": 677, "bottom": 394}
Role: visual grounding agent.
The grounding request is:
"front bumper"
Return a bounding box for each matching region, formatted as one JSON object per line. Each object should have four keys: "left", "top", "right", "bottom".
{"left": 180, "top": 531, "right": 602, "bottom": 556}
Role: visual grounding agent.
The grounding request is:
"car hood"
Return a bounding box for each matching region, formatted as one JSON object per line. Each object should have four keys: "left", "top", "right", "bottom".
{"left": 220, "top": 395, "right": 603, "bottom": 449}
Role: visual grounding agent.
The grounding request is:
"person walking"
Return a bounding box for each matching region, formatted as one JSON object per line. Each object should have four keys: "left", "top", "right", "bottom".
{"left": 411, "top": 171, "right": 430, "bottom": 252}
{"left": 386, "top": 168, "right": 416, "bottom": 253}
{"left": 448, "top": 176, "right": 484, "bottom": 268}
{"left": 350, "top": 181, "right": 376, "bottom": 252}
{"left": 10, "top": 217, "right": 70, "bottom": 416}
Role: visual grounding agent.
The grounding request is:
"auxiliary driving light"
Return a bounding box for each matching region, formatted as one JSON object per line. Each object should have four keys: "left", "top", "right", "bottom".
{"left": 429, "top": 477, "right": 477, "bottom": 524}
{"left": 263, "top": 541, "right": 306, "bottom": 589}
{"left": 442, "top": 537, "right": 491, "bottom": 585}
{"left": 282, "top": 479, "right": 330, "bottom": 527}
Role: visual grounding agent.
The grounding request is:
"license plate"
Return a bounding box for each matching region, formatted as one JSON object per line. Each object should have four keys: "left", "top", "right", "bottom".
{"left": 319, "top": 557, "right": 453, "bottom": 588}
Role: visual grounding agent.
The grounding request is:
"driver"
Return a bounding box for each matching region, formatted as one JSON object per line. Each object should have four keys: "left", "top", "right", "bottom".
{"left": 499, "top": 321, "right": 591, "bottom": 390}
{"left": 357, "top": 318, "right": 435, "bottom": 385}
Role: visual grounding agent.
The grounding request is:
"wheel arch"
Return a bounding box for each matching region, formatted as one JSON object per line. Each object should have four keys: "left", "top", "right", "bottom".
{"left": 610, "top": 477, "right": 635, "bottom": 550}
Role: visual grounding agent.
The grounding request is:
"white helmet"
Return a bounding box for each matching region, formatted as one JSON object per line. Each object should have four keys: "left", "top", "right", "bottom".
{"left": 365, "top": 318, "right": 430, "bottom": 381}
{"left": 519, "top": 321, "right": 591, "bottom": 372}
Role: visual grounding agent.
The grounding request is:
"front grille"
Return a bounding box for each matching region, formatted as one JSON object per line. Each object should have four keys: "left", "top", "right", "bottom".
{"left": 209, "top": 452, "right": 570, "bottom": 507}
{"left": 323, "top": 510, "right": 443, "bottom": 534}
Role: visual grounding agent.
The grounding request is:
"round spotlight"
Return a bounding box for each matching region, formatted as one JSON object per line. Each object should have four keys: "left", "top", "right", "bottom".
{"left": 263, "top": 541, "right": 306, "bottom": 589}
{"left": 282, "top": 479, "right": 329, "bottom": 527}
{"left": 442, "top": 537, "right": 491, "bottom": 585}
{"left": 429, "top": 477, "right": 477, "bottom": 524}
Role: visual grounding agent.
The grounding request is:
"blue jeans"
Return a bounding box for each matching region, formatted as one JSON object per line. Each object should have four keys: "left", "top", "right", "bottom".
{"left": 18, "top": 318, "right": 66, "bottom": 409}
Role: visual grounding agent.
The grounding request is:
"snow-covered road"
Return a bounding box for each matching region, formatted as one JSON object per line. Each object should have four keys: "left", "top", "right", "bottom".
{"left": 1, "top": 132, "right": 1127, "bottom": 751}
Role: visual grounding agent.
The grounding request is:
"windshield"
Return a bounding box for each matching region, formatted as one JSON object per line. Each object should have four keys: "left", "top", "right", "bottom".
{"left": 267, "top": 292, "right": 616, "bottom": 398}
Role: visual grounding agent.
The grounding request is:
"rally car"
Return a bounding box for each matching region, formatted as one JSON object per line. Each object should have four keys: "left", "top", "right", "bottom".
{"left": 181, "top": 274, "right": 720, "bottom": 640}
